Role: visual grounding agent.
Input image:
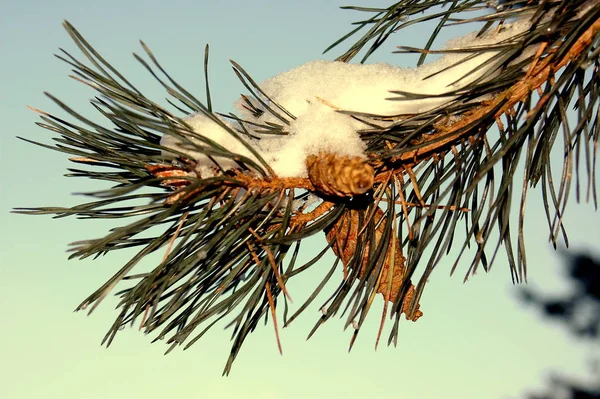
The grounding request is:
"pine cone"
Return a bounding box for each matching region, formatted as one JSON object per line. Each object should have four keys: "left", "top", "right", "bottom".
{"left": 306, "top": 152, "right": 374, "bottom": 197}
{"left": 325, "top": 206, "right": 422, "bottom": 321}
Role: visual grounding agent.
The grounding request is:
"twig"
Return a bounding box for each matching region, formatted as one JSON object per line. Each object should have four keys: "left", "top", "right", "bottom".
{"left": 391, "top": 15, "right": 600, "bottom": 164}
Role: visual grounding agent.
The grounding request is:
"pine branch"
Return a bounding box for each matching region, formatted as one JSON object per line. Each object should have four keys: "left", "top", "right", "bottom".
{"left": 13, "top": 0, "right": 600, "bottom": 374}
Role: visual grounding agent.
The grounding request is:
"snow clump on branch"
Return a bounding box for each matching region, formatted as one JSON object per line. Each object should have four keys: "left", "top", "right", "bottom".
{"left": 160, "top": 16, "right": 534, "bottom": 178}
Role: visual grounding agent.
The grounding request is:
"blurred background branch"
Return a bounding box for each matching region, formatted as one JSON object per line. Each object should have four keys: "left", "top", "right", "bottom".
{"left": 519, "top": 250, "right": 600, "bottom": 399}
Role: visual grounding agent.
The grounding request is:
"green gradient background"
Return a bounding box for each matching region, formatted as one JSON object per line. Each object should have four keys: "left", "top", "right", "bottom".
{"left": 1, "top": 1, "right": 598, "bottom": 398}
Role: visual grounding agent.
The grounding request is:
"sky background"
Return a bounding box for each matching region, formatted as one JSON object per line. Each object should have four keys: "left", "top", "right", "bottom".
{"left": 1, "top": 1, "right": 599, "bottom": 398}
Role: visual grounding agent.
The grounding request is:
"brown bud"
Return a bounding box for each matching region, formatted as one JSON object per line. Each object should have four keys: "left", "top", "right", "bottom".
{"left": 306, "top": 152, "right": 374, "bottom": 197}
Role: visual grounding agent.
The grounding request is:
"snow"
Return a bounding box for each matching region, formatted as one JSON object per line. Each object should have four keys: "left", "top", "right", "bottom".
{"left": 256, "top": 102, "right": 367, "bottom": 177}
{"left": 161, "top": 16, "right": 534, "bottom": 178}
{"left": 160, "top": 112, "right": 256, "bottom": 176}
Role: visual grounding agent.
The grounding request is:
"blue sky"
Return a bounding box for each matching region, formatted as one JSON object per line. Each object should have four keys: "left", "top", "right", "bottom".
{"left": 1, "top": 1, "right": 599, "bottom": 398}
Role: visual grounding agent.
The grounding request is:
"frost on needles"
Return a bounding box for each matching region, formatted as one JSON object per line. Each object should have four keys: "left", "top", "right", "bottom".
{"left": 160, "top": 16, "right": 534, "bottom": 178}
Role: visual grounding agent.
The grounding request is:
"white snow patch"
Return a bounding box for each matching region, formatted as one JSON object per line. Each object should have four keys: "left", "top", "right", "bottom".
{"left": 257, "top": 102, "right": 367, "bottom": 177}
{"left": 160, "top": 112, "right": 257, "bottom": 175}
{"left": 161, "top": 16, "right": 534, "bottom": 178}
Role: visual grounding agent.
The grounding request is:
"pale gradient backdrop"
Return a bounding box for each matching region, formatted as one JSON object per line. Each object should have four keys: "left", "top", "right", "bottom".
{"left": 1, "top": 1, "right": 599, "bottom": 398}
